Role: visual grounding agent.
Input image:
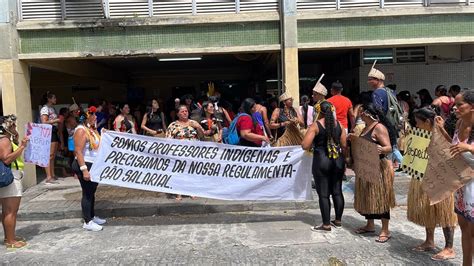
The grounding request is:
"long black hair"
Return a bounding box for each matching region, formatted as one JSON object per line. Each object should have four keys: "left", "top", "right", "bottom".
{"left": 201, "top": 101, "right": 213, "bottom": 117}
{"left": 41, "top": 91, "right": 55, "bottom": 106}
{"left": 241, "top": 98, "right": 257, "bottom": 126}
{"left": 417, "top": 89, "right": 433, "bottom": 107}
{"left": 362, "top": 103, "right": 397, "bottom": 146}
{"left": 319, "top": 101, "right": 340, "bottom": 146}
{"left": 413, "top": 105, "right": 439, "bottom": 126}
{"left": 148, "top": 98, "right": 162, "bottom": 119}
{"left": 241, "top": 98, "right": 255, "bottom": 115}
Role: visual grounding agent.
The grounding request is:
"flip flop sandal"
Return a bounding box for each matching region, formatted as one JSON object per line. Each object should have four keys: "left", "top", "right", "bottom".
{"left": 355, "top": 228, "right": 376, "bottom": 234}
{"left": 375, "top": 235, "right": 392, "bottom": 243}
{"left": 431, "top": 254, "right": 455, "bottom": 261}
{"left": 3, "top": 236, "right": 25, "bottom": 244}
{"left": 5, "top": 241, "right": 27, "bottom": 250}
{"left": 311, "top": 225, "right": 332, "bottom": 232}
{"left": 330, "top": 220, "right": 342, "bottom": 227}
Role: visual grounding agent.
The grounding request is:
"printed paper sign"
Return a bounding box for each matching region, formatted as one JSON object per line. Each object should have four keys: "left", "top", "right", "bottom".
{"left": 401, "top": 127, "right": 431, "bottom": 179}
{"left": 90, "top": 131, "right": 313, "bottom": 201}
{"left": 24, "top": 123, "right": 52, "bottom": 167}
{"left": 422, "top": 126, "right": 474, "bottom": 205}
{"left": 352, "top": 137, "right": 381, "bottom": 184}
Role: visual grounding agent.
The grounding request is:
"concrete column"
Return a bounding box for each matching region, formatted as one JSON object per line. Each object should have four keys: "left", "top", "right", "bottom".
{"left": 0, "top": 59, "right": 36, "bottom": 188}
{"left": 280, "top": 0, "right": 300, "bottom": 106}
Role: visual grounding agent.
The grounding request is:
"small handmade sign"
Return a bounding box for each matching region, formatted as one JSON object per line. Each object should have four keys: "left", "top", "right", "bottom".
{"left": 422, "top": 126, "right": 474, "bottom": 205}
{"left": 24, "top": 123, "right": 52, "bottom": 167}
{"left": 352, "top": 137, "right": 381, "bottom": 184}
{"left": 401, "top": 127, "right": 431, "bottom": 180}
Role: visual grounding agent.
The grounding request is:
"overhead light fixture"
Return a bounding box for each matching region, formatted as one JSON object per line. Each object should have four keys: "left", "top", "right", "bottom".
{"left": 266, "top": 79, "right": 280, "bottom": 82}
{"left": 158, "top": 57, "right": 202, "bottom": 62}
{"left": 363, "top": 56, "right": 393, "bottom": 60}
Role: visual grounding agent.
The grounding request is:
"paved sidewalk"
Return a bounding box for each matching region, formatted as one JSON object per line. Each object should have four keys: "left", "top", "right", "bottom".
{"left": 2, "top": 208, "right": 463, "bottom": 264}
{"left": 17, "top": 171, "right": 411, "bottom": 221}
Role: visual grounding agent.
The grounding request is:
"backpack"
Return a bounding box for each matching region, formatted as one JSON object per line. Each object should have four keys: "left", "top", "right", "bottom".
{"left": 384, "top": 87, "right": 404, "bottom": 129}
{"left": 222, "top": 113, "right": 250, "bottom": 145}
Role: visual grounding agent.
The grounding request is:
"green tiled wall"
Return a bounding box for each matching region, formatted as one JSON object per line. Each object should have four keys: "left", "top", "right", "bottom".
{"left": 298, "top": 14, "right": 474, "bottom": 44}
{"left": 19, "top": 21, "right": 280, "bottom": 54}
{"left": 18, "top": 13, "right": 474, "bottom": 55}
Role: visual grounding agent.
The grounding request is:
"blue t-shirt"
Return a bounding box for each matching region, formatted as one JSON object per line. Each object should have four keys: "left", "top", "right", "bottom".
{"left": 372, "top": 88, "right": 389, "bottom": 114}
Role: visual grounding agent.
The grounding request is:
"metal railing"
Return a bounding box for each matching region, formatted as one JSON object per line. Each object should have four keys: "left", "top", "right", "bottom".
{"left": 18, "top": 0, "right": 471, "bottom": 21}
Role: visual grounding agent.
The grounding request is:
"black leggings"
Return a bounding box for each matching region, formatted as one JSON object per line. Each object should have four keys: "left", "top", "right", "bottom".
{"left": 312, "top": 149, "right": 345, "bottom": 225}
{"left": 72, "top": 160, "right": 98, "bottom": 223}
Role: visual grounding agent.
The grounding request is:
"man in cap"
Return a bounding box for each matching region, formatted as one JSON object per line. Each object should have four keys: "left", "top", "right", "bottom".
{"left": 367, "top": 65, "right": 389, "bottom": 113}
{"left": 368, "top": 64, "right": 404, "bottom": 170}
{"left": 327, "top": 81, "right": 355, "bottom": 133}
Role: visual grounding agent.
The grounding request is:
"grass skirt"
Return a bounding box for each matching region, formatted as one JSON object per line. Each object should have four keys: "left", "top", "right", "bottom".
{"left": 407, "top": 178, "right": 457, "bottom": 228}
{"left": 354, "top": 158, "right": 396, "bottom": 215}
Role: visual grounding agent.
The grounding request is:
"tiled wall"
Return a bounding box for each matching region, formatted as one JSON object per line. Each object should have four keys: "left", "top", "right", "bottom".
{"left": 298, "top": 14, "right": 474, "bottom": 44}
{"left": 358, "top": 62, "right": 474, "bottom": 98}
{"left": 19, "top": 21, "right": 280, "bottom": 54}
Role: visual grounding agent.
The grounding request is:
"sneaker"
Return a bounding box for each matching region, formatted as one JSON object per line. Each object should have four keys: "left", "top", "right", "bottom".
{"left": 83, "top": 221, "right": 103, "bottom": 231}
{"left": 92, "top": 216, "right": 106, "bottom": 225}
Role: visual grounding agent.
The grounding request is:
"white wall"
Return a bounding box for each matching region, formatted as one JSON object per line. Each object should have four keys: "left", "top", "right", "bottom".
{"left": 359, "top": 61, "right": 474, "bottom": 97}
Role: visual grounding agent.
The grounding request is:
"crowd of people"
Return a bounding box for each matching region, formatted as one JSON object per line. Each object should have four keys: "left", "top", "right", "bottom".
{"left": 0, "top": 66, "right": 472, "bottom": 265}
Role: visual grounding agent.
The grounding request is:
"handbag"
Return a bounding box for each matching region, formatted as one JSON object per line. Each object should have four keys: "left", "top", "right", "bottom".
{"left": 0, "top": 161, "right": 14, "bottom": 188}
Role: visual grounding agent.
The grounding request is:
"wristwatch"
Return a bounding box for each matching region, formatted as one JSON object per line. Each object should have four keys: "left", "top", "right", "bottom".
{"left": 79, "top": 165, "right": 88, "bottom": 171}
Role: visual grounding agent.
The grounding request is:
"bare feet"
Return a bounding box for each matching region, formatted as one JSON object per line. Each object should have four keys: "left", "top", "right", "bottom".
{"left": 175, "top": 195, "right": 183, "bottom": 201}
{"left": 431, "top": 248, "right": 455, "bottom": 261}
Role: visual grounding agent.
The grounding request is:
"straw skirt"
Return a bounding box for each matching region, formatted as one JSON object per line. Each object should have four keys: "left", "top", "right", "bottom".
{"left": 354, "top": 158, "right": 396, "bottom": 215}
{"left": 407, "top": 178, "right": 457, "bottom": 228}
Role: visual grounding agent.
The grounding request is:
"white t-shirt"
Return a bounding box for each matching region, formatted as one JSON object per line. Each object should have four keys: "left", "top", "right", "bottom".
{"left": 40, "top": 105, "right": 58, "bottom": 126}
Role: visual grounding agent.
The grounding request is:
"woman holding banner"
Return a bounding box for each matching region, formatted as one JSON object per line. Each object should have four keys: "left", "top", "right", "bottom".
{"left": 444, "top": 89, "right": 474, "bottom": 266}
{"left": 351, "top": 103, "right": 396, "bottom": 243}
{"left": 72, "top": 106, "right": 107, "bottom": 232}
{"left": 141, "top": 99, "right": 167, "bottom": 137}
{"left": 114, "top": 103, "right": 137, "bottom": 134}
{"left": 199, "top": 101, "right": 223, "bottom": 143}
{"left": 0, "top": 115, "right": 29, "bottom": 249}
{"left": 407, "top": 106, "right": 457, "bottom": 261}
{"left": 236, "top": 98, "right": 270, "bottom": 147}
{"left": 40, "top": 91, "right": 61, "bottom": 184}
{"left": 269, "top": 92, "right": 304, "bottom": 141}
{"left": 302, "top": 101, "right": 346, "bottom": 232}
{"left": 166, "top": 105, "right": 208, "bottom": 200}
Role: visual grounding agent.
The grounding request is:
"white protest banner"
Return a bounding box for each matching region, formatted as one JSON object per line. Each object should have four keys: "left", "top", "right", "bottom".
{"left": 24, "top": 123, "right": 52, "bottom": 167}
{"left": 90, "top": 131, "right": 313, "bottom": 201}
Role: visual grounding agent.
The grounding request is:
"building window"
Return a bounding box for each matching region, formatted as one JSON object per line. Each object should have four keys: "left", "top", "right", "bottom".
{"left": 362, "top": 48, "right": 393, "bottom": 65}
{"left": 396, "top": 47, "right": 426, "bottom": 63}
